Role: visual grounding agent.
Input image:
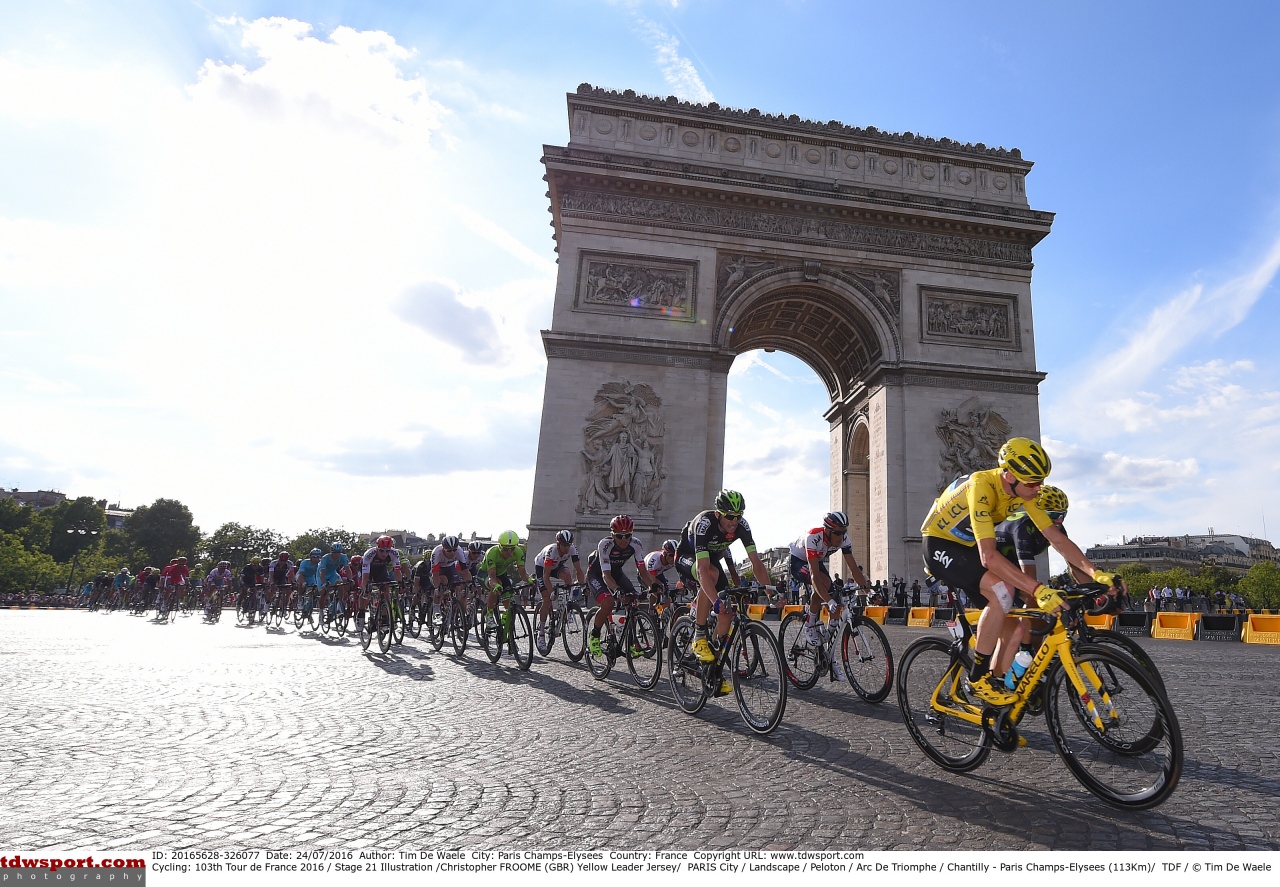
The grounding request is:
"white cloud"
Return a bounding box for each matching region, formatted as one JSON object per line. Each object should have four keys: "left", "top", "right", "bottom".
{"left": 633, "top": 18, "right": 713, "bottom": 103}
{"left": 0, "top": 16, "right": 557, "bottom": 536}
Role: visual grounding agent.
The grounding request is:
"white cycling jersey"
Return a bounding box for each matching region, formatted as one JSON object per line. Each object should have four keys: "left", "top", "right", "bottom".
{"left": 643, "top": 550, "right": 679, "bottom": 583}
{"left": 534, "top": 542, "right": 579, "bottom": 572}
{"left": 788, "top": 527, "right": 854, "bottom": 562}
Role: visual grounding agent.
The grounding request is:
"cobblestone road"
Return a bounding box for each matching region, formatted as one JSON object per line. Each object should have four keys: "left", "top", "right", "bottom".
{"left": 1, "top": 610, "right": 1276, "bottom": 851}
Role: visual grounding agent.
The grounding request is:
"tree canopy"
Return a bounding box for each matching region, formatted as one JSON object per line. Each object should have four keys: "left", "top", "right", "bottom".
{"left": 124, "top": 499, "right": 201, "bottom": 567}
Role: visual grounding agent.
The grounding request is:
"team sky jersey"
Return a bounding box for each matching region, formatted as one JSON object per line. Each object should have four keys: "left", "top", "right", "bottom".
{"left": 240, "top": 564, "right": 264, "bottom": 585}
{"left": 921, "top": 468, "right": 1054, "bottom": 547}
{"left": 788, "top": 527, "right": 854, "bottom": 562}
{"left": 296, "top": 559, "right": 322, "bottom": 586}
{"left": 592, "top": 536, "right": 646, "bottom": 575}
{"left": 996, "top": 511, "right": 1066, "bottom": 567}
{"left": 679, "top": 510, "right": 757, "bottom": 561}
{"left": 643, "top": 550, "right": 679, "bottom": 583}
{"left": 319, "top": 552, "right": 349, "bottom": 582}
{"left": 429, "top": 544, "right": 466, "bottom": 575}
{"left": 534, "top": 543, "right": 580, "bottom": 572}
{"left": 480, "top": 544, "right": 526, "bottom": 577}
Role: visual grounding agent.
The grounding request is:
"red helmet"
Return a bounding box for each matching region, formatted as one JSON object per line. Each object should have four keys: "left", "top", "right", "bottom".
{"left": 610, "top": 514, "right": 634, "bottom": 535}
{"left": 377, "top": 535, "right": 394, "bottom": 550}
{"left": 351, "top": 554, "right": 363, "bottom": 563}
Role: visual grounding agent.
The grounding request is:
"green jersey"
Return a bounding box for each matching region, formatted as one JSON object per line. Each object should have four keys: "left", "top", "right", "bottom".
{"left": 480, "top": 544, "right": 526, "bottom": 577}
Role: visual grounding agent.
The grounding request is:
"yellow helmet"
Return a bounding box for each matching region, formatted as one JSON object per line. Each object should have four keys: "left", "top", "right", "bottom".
{"left": 251, "top": 556, "right": 261, "bottom": 564}
{"left": 1035, "top": 484, "right": 1069, "bottom": 515}
{"left": 998, "top": 437, "right": 1051, "bottom": 483}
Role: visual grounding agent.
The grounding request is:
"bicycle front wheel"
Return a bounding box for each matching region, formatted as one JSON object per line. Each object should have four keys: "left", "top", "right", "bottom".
{"left": 896, "top": 637, "right": 991, "bottom": 773}
{"left": 841, "top": 617, "right": 894, "bottom": 703}
{"left": 480, "top": 610, "right": 503, "bottom": 664}
{"left": 1087, "top": 629, "right": 1166, "bottom": 695}
{"left": 376, "top": 599, "right": 393, "bottom": 653}
{"left": 509, "top": 604, "right": 533, "bottom": 671}
{"left": 391, "top": 598, "right": 406, "bottom": 646}
{"left": 777, "top": 612, "right": 820, "bottom": 690}
{"left": 625, "top": 609, "right": 662, "bottom": 690}
{"left": 407, "top": 595, "right": 423, "bottom": 639}
{"left": 427, "top": 599, "right": 446, "bottom": 651}
{"left": 562, "top": 602, "right": 586, "bottom": 662}
{"left": 585, "top": 608, "right": 613, "bottom": 680}
{"left": 731, "top": 621, "right": 787, "bottom": 735}
{"left": 358, "top": 607, "right": 374, "bottom": 651}
{"left": 1045, "top": 645, "right": 1182, "bottom": 809}
{"left": 665, "top": 616, "right": 709, "bottom": 714}
{"left": 450, "top": 601, "right": 469, "bottom": 656}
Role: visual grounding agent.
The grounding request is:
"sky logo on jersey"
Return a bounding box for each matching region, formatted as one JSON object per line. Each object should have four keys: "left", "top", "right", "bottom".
{"left": 933, "top": 550, "right": 954, "bottom": 569}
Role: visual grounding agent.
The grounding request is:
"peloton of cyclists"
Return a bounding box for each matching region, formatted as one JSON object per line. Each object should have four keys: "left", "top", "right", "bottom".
{"left": 788, "top": 510, "right": 873, "bottom": 683}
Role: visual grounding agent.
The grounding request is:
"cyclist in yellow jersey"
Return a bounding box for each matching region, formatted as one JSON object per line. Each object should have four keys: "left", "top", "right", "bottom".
{"left": 920, "top": 437, "right": 1121, "bottom": 706}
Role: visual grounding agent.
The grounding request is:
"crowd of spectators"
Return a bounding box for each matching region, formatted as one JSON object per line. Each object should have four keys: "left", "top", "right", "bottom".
{"left": 1, "top": 593, "right": 80, "bottom": 608}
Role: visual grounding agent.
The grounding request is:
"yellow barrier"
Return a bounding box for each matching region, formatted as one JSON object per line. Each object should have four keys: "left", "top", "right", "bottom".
{"left": 780, "top": 605, "right": 804, "bottom": 620}
{"left": 862, "top": 606, "right": 888, "bottom": 624}
{"left": 1242, "top": 614, "right": 1280, "bottom": 645}
{"left": 907, "top": 607, "right": 934, "bottom": 627}
{"left": 746, "top": 604, "right": 767, "bottom": 621}
{"left": 1084, "top": 613, "right": 1116, "bottom": 630}
{"left": 1151, "top": 611, "right": 1198, "bottom": 641}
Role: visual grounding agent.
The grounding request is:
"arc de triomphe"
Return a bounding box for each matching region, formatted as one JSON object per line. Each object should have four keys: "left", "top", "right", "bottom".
{"left": 529, "top": 85, "right": 1052, "bottom": 579}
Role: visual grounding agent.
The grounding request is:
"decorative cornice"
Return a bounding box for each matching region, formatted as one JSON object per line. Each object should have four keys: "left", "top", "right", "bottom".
{"left": 572, "top": 84, "right": 1027, "bottom": 164}
{"left": 544, "top": 147, "right": 1053, "bottom": 228}
{"left": 542, "top": 330, "right": 735, "bottom": 372}
{"left": 559, "top": 188, "right": 1033, "bottom": 268}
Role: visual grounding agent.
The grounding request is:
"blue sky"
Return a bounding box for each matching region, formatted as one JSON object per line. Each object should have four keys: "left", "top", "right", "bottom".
{"left": 2, "top": 1, "right": 1278, "bottom": 567}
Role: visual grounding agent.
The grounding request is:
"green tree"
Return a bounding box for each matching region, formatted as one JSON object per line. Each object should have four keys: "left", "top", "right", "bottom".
{"left": 204, "top": 522, "right": 286, "bottom": 568}
{"left": 1115, "top": 563, "right": 1152, "bottom": 586}
{"left": 45, "top": 496, "right": 107, "bottom": 562}
{"left": 0, "top": 531, "right": 60, "bottom": 593}
{"left": 286, "top": 527, "right": 366, "bottom": 560}
{"left": 1238, "top": 561, "right": 1280, "bottom": 610}
{"left": 125, "top": 498, "right": 201, "bottom": 566}
{"left": 1187, "top": 565, "right": 1238, "bottom": 597}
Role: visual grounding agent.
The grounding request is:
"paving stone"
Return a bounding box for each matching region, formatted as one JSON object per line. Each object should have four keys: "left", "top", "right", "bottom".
{"left": 0, "top": 611, "right": 1276, "bottom": 849}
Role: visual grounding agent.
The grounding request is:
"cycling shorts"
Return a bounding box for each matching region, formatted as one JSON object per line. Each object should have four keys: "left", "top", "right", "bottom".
{"left": 368, "top": 562, "right": 394, "bottom": 585}
{"left": 320, "top": 571, "right": 345, "bottom": 588}
{"left": 922, "top": 537, "right": 990, "bottom": 607}
{"left": 788, "top": 554, "right": 831, "bottom": 587}
{"left": 536, "top": 564, "right": 571, "bottom": 592}
{"left": 678, "top": 557, "right": 731, "bottom": 613}
{"left": 587, "top": 570, "right": 637, "bottom": 604}
{"left": 433, "top": 564, "right": 466, "bottom": 588}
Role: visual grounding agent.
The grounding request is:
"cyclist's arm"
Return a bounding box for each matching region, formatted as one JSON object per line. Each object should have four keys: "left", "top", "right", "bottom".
{"left": 976, "top": 537, "right": 1040, "bottom": 598}
{"left": 807, "top": 551, "right": 832, "bottom": 598}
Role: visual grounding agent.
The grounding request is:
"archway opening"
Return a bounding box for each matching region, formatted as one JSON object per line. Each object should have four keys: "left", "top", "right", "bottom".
{"left": 847, "top": 423, "right": 871, "bottom": 571}
{"left": 722, "top": 348, "right": 833, "bottom": 566}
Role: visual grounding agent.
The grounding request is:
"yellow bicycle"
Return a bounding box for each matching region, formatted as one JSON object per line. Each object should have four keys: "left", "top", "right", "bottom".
{"left": 896, "top": 583, "right": 1182, "bottom": 809}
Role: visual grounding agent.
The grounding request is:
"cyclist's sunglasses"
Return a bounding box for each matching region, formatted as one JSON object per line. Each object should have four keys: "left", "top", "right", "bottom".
{"left": 827, "top": 528, "right": 846, "bottom": 537}
{"left": 443, "top": 546, "right": 457, "bottom": 553}
{"left": 720, "top": 512, "right": 743, "bottom": 520}
{"left": 613, "top": 532, "right": 633, "bottom": 539}
{"left": 1047, "top": 511, "right": 1067, "bottom": 522}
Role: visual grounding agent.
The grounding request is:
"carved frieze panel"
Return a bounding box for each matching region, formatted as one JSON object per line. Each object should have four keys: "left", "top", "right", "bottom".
{"left": 577, "top": 381, "right": 666, "bottom": 516}
{"left": 574, "top": 251, "right": 697, "bottom": 322}
{"left": 935, "top": 396, "right": 1012, "bottom": 490}
{"left": 715, "top": 253, "right": 777, "bottom": 299}
{"left": 844, "top": 267, "right": 901, "bottom": 317}
{"left": 561, "top": 189, "right": 1034, "bottom": 267}
{"left": 919, "top": 287, "right": 1020, "bottom": 350}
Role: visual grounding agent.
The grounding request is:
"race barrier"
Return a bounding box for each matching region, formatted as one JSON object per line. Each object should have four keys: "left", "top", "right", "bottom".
{"left": 862, "top": 606, "right": 888, "bottom": 624}
{"left": 1150, "top": 611, "right": 1199, "bottom": 641}
{"left": 1083, "top": 613, "right": 1116, "bottom": 630}
{"left": 907, "top": 607, "right": 933, "bottom": 627}
{"left": 1242, "top": 613, "right": 1280, "bottom": 645}
{"left": 884, "top": 606, "right": 908, "bottom": 626}
{"left": 779, "top": 604, "right": 804, "bottom": 621}
{"left": 1115, "top": 611, "right": 1153, "bottom": 637}
{"left": 746, "top": 604, "right": 768, "bottom": 621}
{"left": 931, "top": 607, "right": 955, "bottom": 626}
{"left": 1198, "top": 613, "right": 1241, "bottom": 642}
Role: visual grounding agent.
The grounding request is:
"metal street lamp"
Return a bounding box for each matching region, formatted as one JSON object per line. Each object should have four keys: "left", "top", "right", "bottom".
{"left": 65, "top": 523, "right": 100, "bottom": 597}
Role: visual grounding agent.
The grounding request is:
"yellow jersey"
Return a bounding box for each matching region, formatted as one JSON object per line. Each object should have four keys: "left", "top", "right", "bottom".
{"left": 921, "top": 468, "right": 1054, "bottom": 547}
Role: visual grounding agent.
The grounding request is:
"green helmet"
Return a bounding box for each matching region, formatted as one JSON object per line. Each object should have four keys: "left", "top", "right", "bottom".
{"left": 498, "top": 530, "right": 520, "bottom": 547}
{"left": 713, "top": 489, "right": 745, "bottom": 515}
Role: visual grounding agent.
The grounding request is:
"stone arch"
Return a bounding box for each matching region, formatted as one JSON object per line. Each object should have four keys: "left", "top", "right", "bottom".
{"left": 715, "top": 268, "right": 900, "bottom": 403}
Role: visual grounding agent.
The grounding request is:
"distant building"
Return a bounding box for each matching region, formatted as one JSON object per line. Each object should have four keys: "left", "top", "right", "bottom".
{"left": 0, "top": 489, "right": 67, "bottom": 510}
{"left": 1086, "top": 533, "right": 1278, "bottom": 576}
{"left": 95, "top": 500, "right": 133, "bottom": 531}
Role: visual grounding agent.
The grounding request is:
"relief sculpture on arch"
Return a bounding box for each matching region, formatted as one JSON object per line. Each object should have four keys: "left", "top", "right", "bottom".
{"left": 577, "top": 381, "right": 666, "bottom": 515}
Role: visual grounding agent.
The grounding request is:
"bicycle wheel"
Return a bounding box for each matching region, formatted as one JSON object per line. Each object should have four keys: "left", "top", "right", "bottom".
{"left": 1087, "top": 629, "right": 1166, "bottom": 694}
{"left": 358, "top": 607, "right": 374, "bottom": 652}
{"left": 731, "top": 622, "right": 787, "bottom": 735}
{"left": 480, "top": 609, "right": 503, "bottom": 664}
{"left": 376, "top": 599, "right": 393, "bottom": 654}
{"left": 319, "top": 597, "right": 332, "bottom": 635}
{"left": 1044, "top": 645, "right": 1182, "bottom": 809}
{"left": 665, "top": 616, "right": 709, "bottom": 714}
{"left": 841, "top": 616, "right": 894, "bottom": 703}
{"left": 896, "top": 637, "right": 991, "bottom": 773}
{"left": 427, "top": 599, "right": 446, "bottom": 651}
{"left": 535, "top": 608, "right": 555, "bottom": 657}
{"left": 334, "top": 596, "right": 349, "bottom": 638}
{"left": 562, "top": 602, "right": 586, "bottom": 662}
{"left": 625, "top": 609, "right": 662, "bottom": 690}
{"left": 407, "top": 595, "right": 423, "bottom": 639}
{"left": 585, "top": 608, "right": 613, "bottom": 680}
{"left": 777, "top": 612, "right": 821, "bottom": 690}
{"left": 305, "top": 594, "right": 319, "bottom": 631}
{"left": 509, "top": 604, "right": 534, "bottom": 671}
{"left": 391, "top": 598, "right": 406, "bottom": 646}
{"left": 449, "top": 601, "right": 469, "bottom": 655}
